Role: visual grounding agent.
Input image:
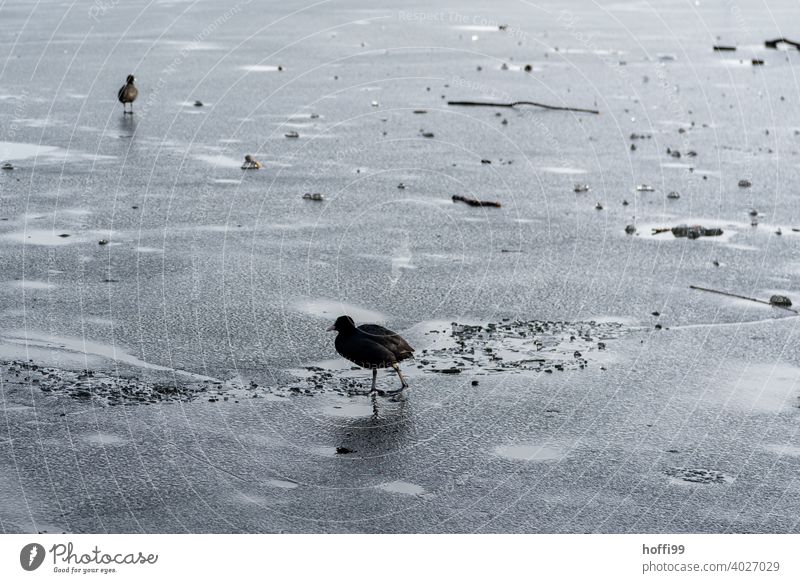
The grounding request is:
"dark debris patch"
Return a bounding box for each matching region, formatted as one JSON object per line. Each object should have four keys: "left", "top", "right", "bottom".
{"left": 666, "top": 467, "right": 729, "bottom": 484}
{"left": 414, "top": 319, "right": 623, "bottom": 375}
{"left": 296, "top": 319, "right": 625, "bottom": 396}
{"left": 2, "top": 360, "right": 269, "bottom": 407}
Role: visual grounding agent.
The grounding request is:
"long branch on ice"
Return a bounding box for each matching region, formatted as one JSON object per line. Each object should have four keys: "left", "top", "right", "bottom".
{"left": 689, "top": 285, "right": 797, "bottom": 313}
{"left": 447, "top": 100, "right": 600, "bottom": 114}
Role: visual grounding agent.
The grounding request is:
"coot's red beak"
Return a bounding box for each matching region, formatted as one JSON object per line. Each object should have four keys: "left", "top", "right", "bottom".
{"left": 326, "top": 324, "right": 336, "bottom": 332}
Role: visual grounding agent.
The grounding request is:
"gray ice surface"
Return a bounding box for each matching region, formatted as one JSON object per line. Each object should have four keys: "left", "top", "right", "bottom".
{"left": 1, "top": 0, "right": 800, "bottom": 533}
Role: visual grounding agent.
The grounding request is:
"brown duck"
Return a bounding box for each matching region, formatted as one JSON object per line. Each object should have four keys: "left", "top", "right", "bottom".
{"left": 118, "top": 74, "right": 138, "bottom": 114}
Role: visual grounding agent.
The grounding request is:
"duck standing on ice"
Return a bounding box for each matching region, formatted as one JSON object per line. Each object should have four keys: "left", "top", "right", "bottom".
{"left": 118, "top": 74, "right": 138, "bottom": 114}
{"left": 327, "top": 315, "right": 414, "bottom": 394}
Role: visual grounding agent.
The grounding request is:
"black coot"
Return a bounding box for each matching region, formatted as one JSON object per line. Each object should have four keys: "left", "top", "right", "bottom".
{"left": 327, "top": 315, "right": 414, "bottom": 392}
{"left": 118, "top": 74, "right": 138, "bottom": 114}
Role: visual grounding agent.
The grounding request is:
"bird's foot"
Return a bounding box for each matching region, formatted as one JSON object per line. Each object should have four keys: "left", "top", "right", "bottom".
{"left": 377, "top": 386, "right": 405, "bottom": 396}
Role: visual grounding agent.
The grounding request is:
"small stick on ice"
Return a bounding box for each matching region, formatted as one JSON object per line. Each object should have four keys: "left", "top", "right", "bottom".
{"left": 689, "top": 285, "right": 798, "bottom": 313}
{"left": 447, "top": 100, "right": 600, "bottom": 115}
{"left": 452, "top": 194, "right": 502, "bottom": 208}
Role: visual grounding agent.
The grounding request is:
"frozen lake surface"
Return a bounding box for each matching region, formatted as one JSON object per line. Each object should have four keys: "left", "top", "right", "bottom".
{"left": 1, "top": 0, "right": 800, "bottom": 533}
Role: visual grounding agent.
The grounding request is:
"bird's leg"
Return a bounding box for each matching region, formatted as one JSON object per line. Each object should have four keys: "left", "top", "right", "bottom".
{"left": 370, "top": 368, "right": 378, "bottom": 394}
{"left": 371, "top": 391, "right": 379, "bottom": 419}
{"left": 391, "top": 363, "right": 408, "bottom": 390}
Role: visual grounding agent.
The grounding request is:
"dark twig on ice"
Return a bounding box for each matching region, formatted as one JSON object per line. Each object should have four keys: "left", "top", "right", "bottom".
{"left": 452, "top": 195, "right": 501, "bottom": 208}
{"left": 447, "top": 100, "right": 600, "bottom": 115}
{"left": 765, "top": 38, "right": 800, "bottom": 50}
{"left": 689, "top": 285, "right": 797, "bottom": 313}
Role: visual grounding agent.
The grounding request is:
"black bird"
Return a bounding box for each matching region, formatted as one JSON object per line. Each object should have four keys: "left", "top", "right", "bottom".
{"left": 327, "top": 315, "right": 414, "bottom": 393}
{"left": 118, "top": 74, "right": 138, "bottom": 114}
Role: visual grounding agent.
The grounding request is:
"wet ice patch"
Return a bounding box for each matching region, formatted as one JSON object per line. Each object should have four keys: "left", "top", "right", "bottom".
{"left": 62, "top": 209, "right": 92, "bottom": 217}
{"left": 494, "top": 444, "right": 566, "bottom": 461}
{"left": 717, "top": 58, "right": 761, "bottom": 68}
{"left": 162, "top": 40, "right": 222, "bottom": 51}
{"left": 606, "top": 0, "right": 653, "bottom": 11}
{"left": 266, "top": 479, "right": 299, "bottom": 489}
{"left": 83, "top": 433, "right": 128, "bottom": 446}
{"left": 661, "top": 162, "right": 694, "bottom": 169}
{"left": 14, "top": 118, "right": 66, "bottom": 129}
{"left": 10, "top": 280, "right": 56, "bottom": 290}
{"left": 1, "top": 229, "right": 82, "bottom": 246}
{"left": 452, "top": 25, "right": 501, "bottom": 32}
{"left": 84, "top": 317, "right": 114, "bottom": 327}
{"left": 236, "top": 493, "right": 267, "bottom": 505}
{"left": 714, "top": 362, "right": 800, "bottom": 412}
{"left": 376, "top": 481, "right": 426, "bottom": 496}
{"left": 294, "top": 298, "right": 387, "bottom": 323}
{"left": 194, "top": 154, "right": 244, "bottom": 168}
{"left": 0, "top": 141, "right": 60, "bottom": 160}
{"left": 1, "top": 330, "right": 191, "bottom": 375}
{"left": 263, "top": 393, "right": 290, "bottom": 402}
{"left": 761, "top": 443, "right": 800, "bottom": 457}
{"left": 287, "top": 112, "right": 323, "bottom": 120}
{"left": 239, "top": 65, "right": 282, "bottom": 72}
{"left": 0, "top": 141, "right": 112, "bottom": 164}
{"left": 311, "top": 446, "right": 339, "bottom": 457}
{"left": 323, "top": 402, "right": 375, "bottom": 417}
{"left": 192, "top": 225, "right": 248, "bottom": 233}
{"left": 538, "top": 166, "right": 587, "bottom": 175}
{"left": 762, "top": 444, "right": 800, "bottom": 457}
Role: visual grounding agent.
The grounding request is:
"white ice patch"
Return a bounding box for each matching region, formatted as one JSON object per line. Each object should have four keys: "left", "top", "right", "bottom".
{"left": 538, "top": 166, "right": 588, "bottom": 175}
{"left": 376, "top": 481, "right": 426, "bottom": 496}
{"left": 0, "top": 141, "right": 113, "bottom": 164}
{"left": 9, "top": 280, "right": 56, "bottom": 290}
{"left": 239, "top": 65, "right": 282, "bottom": 72}
{"left": 0, "top": 141, "right": 60, "bottom": 160}
{"left": 762, "top": 444, "right": 800, "bottom": 457}
{"left": 84, "top": 433, "right": 128, "bottom": 446}
{"left": 1, "top": 230, "right": 82, "bottom": 246}
{"left": 194, "top": 154, "right": 244, "bottom": 168}
{"left": 294, "top": 298, "right": 387, "bottom": 323}
{"left": 0, "top": 330, "right": 217, "bottom": 382}
{"left": 323, "top": 402, "right": 375, "bottom": 417}
{"left": 494, "top": 444, "right": 567, "bottom": 462}
{"left": 713, "top": 362, "right": 800, "bottom": 413}
{"left": 266, "top": 479, "right": 299, "bottom": 489}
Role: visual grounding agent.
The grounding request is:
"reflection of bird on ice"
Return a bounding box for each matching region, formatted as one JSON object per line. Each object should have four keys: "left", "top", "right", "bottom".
{"left": 389, "top": 230, "right": 412, "bottom": 288}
